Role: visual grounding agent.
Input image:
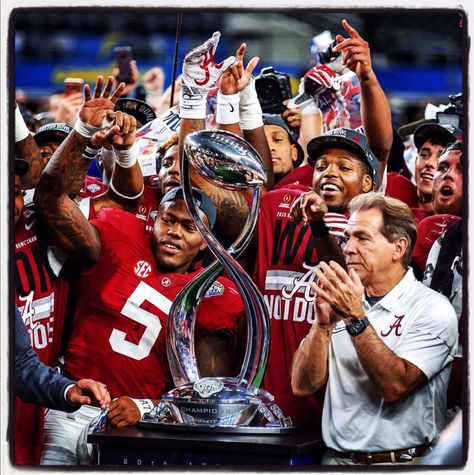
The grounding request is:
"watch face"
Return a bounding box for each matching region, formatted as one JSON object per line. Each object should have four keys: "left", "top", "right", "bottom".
{"left": 347, "top": 317, "right": 368, "bottom": 336}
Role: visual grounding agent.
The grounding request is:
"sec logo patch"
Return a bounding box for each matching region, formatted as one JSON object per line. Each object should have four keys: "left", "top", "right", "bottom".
{"left": 134, "top": 260, "right": 152, "bottom": 278}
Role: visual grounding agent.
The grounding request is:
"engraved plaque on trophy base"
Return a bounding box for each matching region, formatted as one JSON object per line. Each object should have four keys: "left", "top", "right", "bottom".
{"left": 141, "top": 377, "right": 295, "bottom": 434}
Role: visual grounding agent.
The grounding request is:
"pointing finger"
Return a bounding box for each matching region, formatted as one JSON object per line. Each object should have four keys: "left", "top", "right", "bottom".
{"left": 342, "top": 19, "right": 362, "bottom": 39}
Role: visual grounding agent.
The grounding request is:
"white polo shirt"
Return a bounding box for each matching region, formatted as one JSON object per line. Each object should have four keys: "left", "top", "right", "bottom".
{"left": 322, "top": 268, "right": 458, "bottom": 452}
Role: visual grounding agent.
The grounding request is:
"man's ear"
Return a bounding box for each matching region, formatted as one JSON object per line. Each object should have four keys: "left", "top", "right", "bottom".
{"left": 291, "top": 144, "right": 299, "bottom": 163}
{"left": 393, "top": 237, "right": 408, "bottom": 263}
{"left": 199, "top": 242, "right": 208, "bottom": 252}
{"left": 362, "top": 175, "right": 373, "bottom": 193}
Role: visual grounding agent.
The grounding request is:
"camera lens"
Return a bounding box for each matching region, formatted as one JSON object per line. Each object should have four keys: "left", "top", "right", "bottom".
{"left": 256, "top": 78, "right": 279, "bottom": 106}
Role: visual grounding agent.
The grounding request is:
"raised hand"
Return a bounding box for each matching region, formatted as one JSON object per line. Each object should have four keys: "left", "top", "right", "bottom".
{"left": 333, "top": 19, "right": 373, "bottom": 82}
{"left": 314, "top": 261, "right": 365, "bottom": 321}
{"left": 290, "top": 190, "right": 328, "bottom": 226}
{"left": 79, "top": 76, "right": 125, "bottom": 128}
{"left": 182, "top": 31, "right": 235, "bottom": 90}
{"left": 311, "top": 281, "right": 340, "bottom": 326}
{"left": 109, "top": 111, "right": 137, "bottom": 150}
{"left": 219, "top": 43, "right": 259, "bottom": 95}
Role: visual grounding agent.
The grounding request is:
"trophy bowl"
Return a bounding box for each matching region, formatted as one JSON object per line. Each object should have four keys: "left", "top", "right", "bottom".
{"left": 184, "top": 130, "right": 267, "bottom": 191}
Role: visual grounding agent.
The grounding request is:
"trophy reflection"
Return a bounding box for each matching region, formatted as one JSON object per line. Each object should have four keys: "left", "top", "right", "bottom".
{"left": 142, "top": 130, "right": 294, "bottom": 433}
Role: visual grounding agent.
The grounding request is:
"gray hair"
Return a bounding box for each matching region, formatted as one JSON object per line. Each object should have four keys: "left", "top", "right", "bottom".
{"left": 348, "top": 192, "right": 417, "bottom": 267}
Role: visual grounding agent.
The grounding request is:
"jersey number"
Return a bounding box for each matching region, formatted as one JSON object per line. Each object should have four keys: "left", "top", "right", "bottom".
{"left": 109, "top": 281, "right": 172, "bottom": 360}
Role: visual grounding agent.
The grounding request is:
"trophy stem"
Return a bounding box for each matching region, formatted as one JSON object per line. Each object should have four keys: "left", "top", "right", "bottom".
{"left": 176, "top": 150, "right": 269, "bottom": 388}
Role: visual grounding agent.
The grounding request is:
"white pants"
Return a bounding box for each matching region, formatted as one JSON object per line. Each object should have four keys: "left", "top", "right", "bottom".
{"left": 40, "top": 405, "right": 101, "bottom": 465}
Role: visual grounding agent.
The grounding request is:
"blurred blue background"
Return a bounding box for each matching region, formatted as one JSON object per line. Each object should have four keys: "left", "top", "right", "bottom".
{"left": 12, "top": 8, "right": 465, "bottom": 127}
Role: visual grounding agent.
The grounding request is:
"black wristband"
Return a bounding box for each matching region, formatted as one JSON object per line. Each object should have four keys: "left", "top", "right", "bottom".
{"left": 310, "top": 220, "right": 329, "bottom": 238}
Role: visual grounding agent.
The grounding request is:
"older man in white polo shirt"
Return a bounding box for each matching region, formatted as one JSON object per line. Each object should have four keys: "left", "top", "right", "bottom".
{"left": 291, "top": 192, "right": 458, "bottom": 465}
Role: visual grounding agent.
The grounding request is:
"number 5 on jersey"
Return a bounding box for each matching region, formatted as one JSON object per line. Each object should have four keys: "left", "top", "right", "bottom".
{"left": 109, "top": 281, "right": 171, "bottom": 360}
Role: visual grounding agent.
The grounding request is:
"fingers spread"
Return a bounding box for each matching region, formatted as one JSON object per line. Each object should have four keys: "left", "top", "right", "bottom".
{"left": 83, "top": 84, "right": 91, "bottom": 101}
{"left": 92, "top": 76, "right": 104, "bottom": 98}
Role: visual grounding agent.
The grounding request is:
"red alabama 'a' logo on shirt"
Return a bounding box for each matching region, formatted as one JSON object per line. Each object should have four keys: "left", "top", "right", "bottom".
{"left": 380, "top": 314, "right": 405, "bottom": 337}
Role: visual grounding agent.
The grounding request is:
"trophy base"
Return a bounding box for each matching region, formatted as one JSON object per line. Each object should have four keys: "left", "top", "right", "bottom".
{"left": 139, "top": 377, "right": 295, "bottom": 435}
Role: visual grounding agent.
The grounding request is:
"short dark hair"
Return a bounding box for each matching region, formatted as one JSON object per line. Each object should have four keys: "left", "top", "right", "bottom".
{"left": 349, "top": 192, "right": 417, "bottom": 267}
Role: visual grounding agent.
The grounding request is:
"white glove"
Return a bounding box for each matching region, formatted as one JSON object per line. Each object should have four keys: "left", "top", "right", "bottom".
{"left": 180, "top": 31, "right": 235, "bottom": 119}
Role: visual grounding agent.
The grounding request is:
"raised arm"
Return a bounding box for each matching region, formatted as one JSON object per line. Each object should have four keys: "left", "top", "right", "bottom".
{"left": 90, "top": 110, "right": 144, "bottom": 214}
{"left": 217, "top": 42, "right": 275, "bottom": 191}
{"left": 34, "top": 76, "right": 124, "bottom": 264}
{"left": 334, "top": 19, "right": 392, "bottom": 182}
{"left": 178, "top": 32, "right": 250, "bottom": 245}
{"left": 290, "top": 191, "right": 346, "bottom": 268}
{"left": 14, "top": 103, "right": 43, "bottom": 189}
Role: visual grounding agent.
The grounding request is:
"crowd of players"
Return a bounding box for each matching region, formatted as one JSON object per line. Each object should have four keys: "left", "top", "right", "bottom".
{"left": 13, "top": 20, "right": 463, "bottom": 466}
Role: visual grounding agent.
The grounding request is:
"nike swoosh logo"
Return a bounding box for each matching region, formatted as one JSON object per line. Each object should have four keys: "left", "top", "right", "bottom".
{"left": 25, "top": 218, "right": 36, "bottom": 231}
{"left": 229, "top": 103, "right": 235, "bottom": 113}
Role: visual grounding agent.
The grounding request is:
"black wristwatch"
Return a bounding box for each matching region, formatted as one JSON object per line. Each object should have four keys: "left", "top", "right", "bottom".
{"left": 346, "top": 316, "right": 370, "bottom": 336}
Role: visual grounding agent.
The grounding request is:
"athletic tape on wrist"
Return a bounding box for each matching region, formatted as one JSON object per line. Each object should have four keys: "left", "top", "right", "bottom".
{"left": 239, "top": 79, "right": 263, "bottom": 130}
{"left": 82, "top": 145, "right": 101, "bottom": 160}
{"left": 130, "top": 398, "right": 154, "bottom": 418}
{"left": 74, "top": 118, "right": 102, "bottom": 139}
{"left": 15, "top": 105, "right": 30, "bottom": 142}
{"left": 114, "top": 143, "right": 138, "bottom": 168}
{"left": 216, "top": 91, "right": 240, "bottom": 125}
{"left": 179, "top": 84, "right": 207, "bottom": 119}
{"left": 109, "top": 180, "right": 144, "bottom": 200}
{"left": 74, "top": 116, "right": 114, "bottom": 139}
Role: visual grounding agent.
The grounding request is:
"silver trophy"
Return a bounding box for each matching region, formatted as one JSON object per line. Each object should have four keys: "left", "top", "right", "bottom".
{"left": 141, "top": 130, "right": 294, "bottom": 434}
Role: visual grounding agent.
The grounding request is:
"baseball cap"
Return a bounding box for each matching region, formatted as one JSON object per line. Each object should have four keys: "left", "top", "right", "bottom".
{"left": 307, "top": 127, "right": 379, "bottom": 187}
{"left": 115, "top": 98, "right": 157, "bottom": 127}
{"left": 34, "top": 122, "right": 73, "bottom": 147}
{"left": 159, "top": 186, "right": 217, "bottom": 229}
{"left": 413, "top": 122, "right": 462, "bottom": 150}
{"left": 15, "top": 158, "right": 30, "bottom": 178}
{"left": 263, "top": 113, "right": 304, "bottom": 166}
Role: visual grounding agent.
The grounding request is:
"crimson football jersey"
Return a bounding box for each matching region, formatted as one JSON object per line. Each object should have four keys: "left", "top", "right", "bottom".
{"left": 386, "top": 172, "right": 418, "bottom": 208}
{"left": 14, "top": 207, "right": 67, "bottom": 465}
{"left": 64, "top": 208, "right": 244, "bottom": 399}
{"left": 254, "top": 185, "right": 348, "bottom": 428}
{"left": 134, "top": 185, "right": 160, "bottom": 234}
{"left": 274, "top": 164, "right": 314, "bottom": 190}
